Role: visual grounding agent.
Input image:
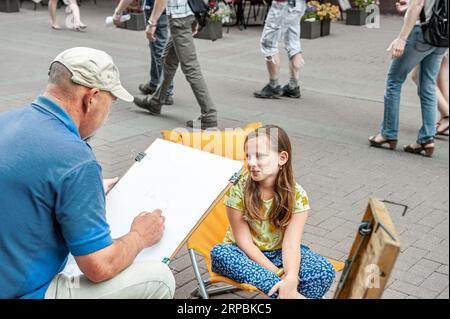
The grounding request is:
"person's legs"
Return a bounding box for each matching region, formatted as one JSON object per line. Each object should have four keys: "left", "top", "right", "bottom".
{"left": 68, "top": 0, "right": 85, "bottom": 28}
{"left": 134, "top": 38, "right": 179, "bottom": 114}
{"left": 263, "top": 4, "right": 283, "bottom": 83}
{"left": 141, "top": 8, "right": 159, "bottom": 95}
{"left": 152, "top": 38, "right": 178, "bottom": 106}
{"left": 436, "top": 54, "right": 449, "bottom": 134}
{"left": 211, "top": 243, "right": 335, "bottom": 299}
{"left": 288, "top": 53, "right": 303, "bottom": 85}
{"left": 48, "top": 0, "right": 59, "bottom": 29}
{"left": 437, "top": 54, "right": 449, "bottom": 103}
{"left": 282, "top": 1, "right": 305, "bottom": 98}
{"left": 261, "top": 245, "right": 335, "bottom": 299}
{"left": 266, "top": 53, "right": 281, "bottom": 83}
{"left": 297, "top": 245, "right": 335, "bottom": 299}
{"left": 169, "top": 16, "right": 217, "bottom": 124}
{"left": 211, "top": 244, "right": 281, "bottom": 297}
{"left": 44, "top": 261, "right": 175, "bottom": 299}
{"left": 254, "top": 3, "right": 284, "bottom": 98}
{"left": 411, "top": 59, "right": 448, "bottom": 136}
{"left": 416, "top": 50, "right": 446, "bottom": 144}
{"left": 371, "top": 27, "right": 431, "bottom": 145}
{"left": 146, "top": 13, "right": 174, "bottom": 97}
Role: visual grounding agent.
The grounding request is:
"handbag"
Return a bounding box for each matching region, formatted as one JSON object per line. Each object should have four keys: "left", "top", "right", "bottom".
{"left": 187, "top": 0, "right": 210, "bottom": 27}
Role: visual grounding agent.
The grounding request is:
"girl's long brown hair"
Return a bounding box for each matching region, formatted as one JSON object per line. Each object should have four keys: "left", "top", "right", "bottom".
{"left": 243, "top": 125, "right": 296, "bottom": 229}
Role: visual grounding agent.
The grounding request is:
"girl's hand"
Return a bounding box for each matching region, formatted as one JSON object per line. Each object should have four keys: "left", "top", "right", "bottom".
{"left": 268, "top": 276, "right": 305, "bottom": 299}
{"left": 387, "top": 37, "right": 407, "bottom": 58}
{"left": 395, "top": 0, "right": 409, "bottom": 14}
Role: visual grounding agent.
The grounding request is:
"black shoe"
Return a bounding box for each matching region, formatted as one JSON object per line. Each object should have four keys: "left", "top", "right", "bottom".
{"left": 253, "top": 84, "right": 282, "bottom": 99}
{"left": 138, "top": 83, "right": 157, "bottom": 95}
{"left": 186, "top": 116, "right": 218, "bottom": 130}
{"left": 282, "top": 84, "right": 301, "bottom": 98}
{"left": 164, "top": 95, "right": 174, "bottom": 106}
{"left": 133, "top": 96, "right": 161, "bottom": 115}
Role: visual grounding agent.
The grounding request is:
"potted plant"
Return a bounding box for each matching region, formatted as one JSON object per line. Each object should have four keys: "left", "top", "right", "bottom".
{"left": 195, "top": 1, "right": 232, "bottom": 41}
{"left": 315, "top": 1, "right": 341, "bottom": 36}
{"left": 117, "top": 0, "right": 146, "bottom": 31}
{"left": 346, "top": 0, "right": 375, "bottom": 26}
{"left": 300, "top": 3, "right": 321, "bottom": 39}
{"left": 302, "top": 1, "right": 340, "bottom": 38}
{"left": 0, "top": 0, "right": 20, "bottom": 12}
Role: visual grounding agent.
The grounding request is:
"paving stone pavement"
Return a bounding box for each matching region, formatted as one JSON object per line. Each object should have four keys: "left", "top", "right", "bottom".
{"left": 1, "top": 0, "right": 448, "bottom": 299}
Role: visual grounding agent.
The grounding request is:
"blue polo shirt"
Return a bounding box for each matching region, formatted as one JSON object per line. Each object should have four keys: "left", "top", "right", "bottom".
{"left": 0, "top": 96, "right": 113, "bottom": 299}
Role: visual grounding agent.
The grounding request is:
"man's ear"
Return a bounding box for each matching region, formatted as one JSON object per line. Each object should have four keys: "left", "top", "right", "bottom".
{"left": 82, "top": 88, "right": 100, "bottom": 114}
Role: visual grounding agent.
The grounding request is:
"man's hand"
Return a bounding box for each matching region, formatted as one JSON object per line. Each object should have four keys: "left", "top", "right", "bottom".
{"left": 268, "top": 276, "right": 305, "bottom": 299}
{"left": 112, "top": 12, "right": 122, "bottom": 27}
{"left": 192, "top": 20, "right": 200, "bottom": 37}
{"left": 103, "top": 177, "right": 119, "bottom": 194}
{"left": 396, "top": 0, "right": 409, "bottom": 13}
{"left": 130, "top": 209, "right": 165, "bottom": 248}
{"left": 387, "top": 37, "right": 407, "bottom": 58}
{"left": 146, "top": 25, "right": 157, "bottom": 42}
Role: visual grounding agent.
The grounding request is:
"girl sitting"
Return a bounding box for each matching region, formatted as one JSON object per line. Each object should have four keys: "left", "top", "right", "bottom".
{"left": 211, "top": 125, "right": 335, "bottom": 299}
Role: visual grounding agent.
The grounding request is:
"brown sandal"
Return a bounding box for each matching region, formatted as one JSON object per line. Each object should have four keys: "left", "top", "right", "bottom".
{"left": 403, "top": 140, "right": 435, "bottom": 157}
{"left": 369, "top": 135, "right": 398, "bottom": 150}
{"left": 436, "top": 116, "right": 449, "bottom": 136}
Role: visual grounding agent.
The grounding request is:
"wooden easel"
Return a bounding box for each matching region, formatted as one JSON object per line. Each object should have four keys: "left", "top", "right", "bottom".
{"left": 334, "top": 197, "right": 401, "bottom": 299}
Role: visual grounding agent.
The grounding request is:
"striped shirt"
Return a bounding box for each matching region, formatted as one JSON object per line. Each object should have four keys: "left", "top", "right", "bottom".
{"left": 166, "top": 0, "right": 194, "bottom": 18}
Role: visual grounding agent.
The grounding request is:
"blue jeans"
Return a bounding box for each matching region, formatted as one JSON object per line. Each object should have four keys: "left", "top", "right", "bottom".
{"left": 211, "top": 244, "right": 335, "bottom": 299}
{"left": 144, "top": 10, "right": 174, "bottom": 96}
{"left": 381, "top": 26, "right": 447, "bottom": 144}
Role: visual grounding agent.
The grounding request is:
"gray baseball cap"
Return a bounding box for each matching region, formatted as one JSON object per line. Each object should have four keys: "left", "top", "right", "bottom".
{"left": 51, "top": 47, "right": 133, "bottom": 102}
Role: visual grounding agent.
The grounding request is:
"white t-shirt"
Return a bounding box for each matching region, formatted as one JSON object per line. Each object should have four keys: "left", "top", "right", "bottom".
{"left": 407, "top": 0, "right": 436, "bottom": 24}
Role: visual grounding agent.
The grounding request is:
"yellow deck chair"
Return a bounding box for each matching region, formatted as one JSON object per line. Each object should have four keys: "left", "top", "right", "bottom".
{"left": 188, "top": 203, "right": 262, "bottom": 298}
{"left": 187, "top": 202, "right": 345, "bottom": 298}
{"left": 161, "top": 123, "right": 344, "bottom": 298}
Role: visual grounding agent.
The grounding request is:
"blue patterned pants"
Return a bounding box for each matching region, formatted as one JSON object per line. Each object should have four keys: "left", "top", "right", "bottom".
{"left": 211, "top": 244, "right": 335, "bottom": 299}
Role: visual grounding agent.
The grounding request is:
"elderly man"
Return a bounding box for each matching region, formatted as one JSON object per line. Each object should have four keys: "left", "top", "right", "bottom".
{"left": 0, "top": 47, "right": 175, "bottom": 299}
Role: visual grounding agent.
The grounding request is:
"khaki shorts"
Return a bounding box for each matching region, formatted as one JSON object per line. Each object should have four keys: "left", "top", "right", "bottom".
{"left": 260, "top": 1, "right": 306, "bottom": 58}
{"left": 45, "top": 261, "right": 175, "bottom": 299}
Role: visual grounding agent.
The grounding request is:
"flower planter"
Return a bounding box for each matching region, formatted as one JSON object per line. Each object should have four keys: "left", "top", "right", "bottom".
{"left": 0, "top": 0, "right": 20, "bottom": 12}
{"left": 300, "top": 20, "right": 321, "bottom": 40}
{"left": 346, "top": 8, "right": 368, "bottom": 26}
{"left": 195, "top": 21, "right": 223, "bottom": 41}
{"left": 321, "top": 19, "right": 331, "bottom": 37}
{"left": 118, "top": 12, "right": 146, "bottom": 31}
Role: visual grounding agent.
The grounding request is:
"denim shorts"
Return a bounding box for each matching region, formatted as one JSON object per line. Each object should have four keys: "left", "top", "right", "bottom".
{"left": 260, "top": 1, "right": 306, "bottom": 58}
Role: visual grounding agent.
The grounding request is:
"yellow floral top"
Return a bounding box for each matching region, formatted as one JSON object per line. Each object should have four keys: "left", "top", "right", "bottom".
{"left": 223, "top": 173, "right": 310, "bottom": 251}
